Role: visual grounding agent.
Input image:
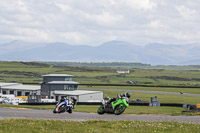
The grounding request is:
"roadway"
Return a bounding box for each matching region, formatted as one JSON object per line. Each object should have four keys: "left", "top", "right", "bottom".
{"left": 1, "top": 107, "right": 200, "bottom": 123}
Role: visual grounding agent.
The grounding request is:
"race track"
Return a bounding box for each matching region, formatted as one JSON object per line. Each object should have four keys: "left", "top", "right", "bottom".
{"left": 80, "top": 88, "right": 200, "bottom": 97}
{"left": 1, "top": 107, "right": 200, "bottom": 123}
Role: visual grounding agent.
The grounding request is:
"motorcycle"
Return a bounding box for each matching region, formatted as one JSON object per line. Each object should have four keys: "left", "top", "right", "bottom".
{"left": 97, "top": 94, "right": 130, "bottom": 115}
{"left": 53, "top": 97, "right": 77, "bottom": 114}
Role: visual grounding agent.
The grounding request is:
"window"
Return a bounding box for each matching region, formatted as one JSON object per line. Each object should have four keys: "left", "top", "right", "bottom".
{"left": 74, "top": 85, "right": 78, "bottom": 90}
{"left": 64, "top": 85, "right": 76, "bottom": 90}
{"left": 65, "top": 77, "right": 72, "bottom": 81}
{"left": 10, "top": 90, "right": 14, "bottom": 94}
{"left": 64, "top": 85, "right": 69, "bottom": 90}
{"left": 2, "top": 90, "right": 7, "bottom": 94}
{"left": 17, "top": 91, "right": 22, "bottom": 96}
{"left": 25, "top": 92, "right": 30, "bottom": 96}
{"left": 69, "top": 85, "right": 73, "bottom": 90}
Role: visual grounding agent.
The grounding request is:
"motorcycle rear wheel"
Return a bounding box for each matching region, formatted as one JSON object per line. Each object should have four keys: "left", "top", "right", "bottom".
{"left": 97, "top": 105, "right": 105, "bottom": 115}
{"left": 114, "top": 105, "right": 126, "bottom": 115}
{"left": 67, "top": 108, "right": 72, "bottom": 114}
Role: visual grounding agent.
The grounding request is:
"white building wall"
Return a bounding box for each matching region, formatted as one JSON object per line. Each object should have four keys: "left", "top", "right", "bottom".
{"left": 1, "top": 89, "right": 40, "bottom": 97}
{"left": 79, "top": 92, "right": 103, "bottom": 102}
{"left": 117, "top": 70, "right": 130, "bottom": 74}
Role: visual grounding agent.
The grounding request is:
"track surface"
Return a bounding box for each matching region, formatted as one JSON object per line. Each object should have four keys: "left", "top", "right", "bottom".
{"left": 1, "top": 107, "right": 200, "bottom": 123}
{"left": 80, "top": 88, "right": 200, "bottom": 96}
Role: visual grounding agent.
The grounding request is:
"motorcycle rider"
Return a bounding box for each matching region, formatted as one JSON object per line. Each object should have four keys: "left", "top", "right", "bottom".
{"left": 107, "top": 92, "right": 131, "bottom": 104}
{"left": 53, "top": 96, "right": 77, "bottom": 114}
{"left": 71, "top": 96, "right": 77, "bottom": 109}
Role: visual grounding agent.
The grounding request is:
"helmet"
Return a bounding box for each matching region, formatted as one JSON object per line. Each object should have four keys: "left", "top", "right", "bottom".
{"left": 72, "top": 96, "right": 77, "bottom": 101}
{"left": 125, "top": 92, "right": 131, "bottom": 98}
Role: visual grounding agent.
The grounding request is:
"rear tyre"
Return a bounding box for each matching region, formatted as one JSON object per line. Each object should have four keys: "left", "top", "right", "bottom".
{"left": 97, "top": 105, "right": 105, "bottom": 115}
{"left": 67, "top": 108, "right": 72, "bottom": 114}
{"left": 114, "top": 105, "right": 126, "bottom": 115}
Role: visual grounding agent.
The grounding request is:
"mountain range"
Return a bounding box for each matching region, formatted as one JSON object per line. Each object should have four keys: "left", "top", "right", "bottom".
{"left": 0, "top": 40, "right": 200, "bottom": 65}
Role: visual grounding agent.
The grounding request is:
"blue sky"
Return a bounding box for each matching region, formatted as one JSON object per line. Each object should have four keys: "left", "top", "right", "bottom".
{"left": 0, "top": 0, "right": 200, "bottom": 46}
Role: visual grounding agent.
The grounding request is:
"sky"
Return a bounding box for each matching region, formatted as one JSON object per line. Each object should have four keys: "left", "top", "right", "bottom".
{"left": 0, "top": 0, "right": 200, "bottom": 46}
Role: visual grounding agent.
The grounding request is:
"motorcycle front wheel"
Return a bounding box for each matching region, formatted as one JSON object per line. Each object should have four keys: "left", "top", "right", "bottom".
{"left": 114, "top": 105, "right": 126, "bottom": 115}
{"left": 97, "top": 105, "right": 105, "bottom": 115}
{"left": 55, "top": 104, "right": 66, "bottom": 113}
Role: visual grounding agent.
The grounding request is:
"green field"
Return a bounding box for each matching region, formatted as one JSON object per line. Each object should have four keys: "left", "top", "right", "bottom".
{"left": 1, "top": 61, "right": 200, "bottom": 87}
{"left": 1, "top": 119, "right": 200, "bottom": 133}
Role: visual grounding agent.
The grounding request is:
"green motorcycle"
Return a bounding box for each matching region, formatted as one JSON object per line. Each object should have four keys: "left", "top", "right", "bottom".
{"left": 98, "top": 93, "right": 131, "bottom": 115}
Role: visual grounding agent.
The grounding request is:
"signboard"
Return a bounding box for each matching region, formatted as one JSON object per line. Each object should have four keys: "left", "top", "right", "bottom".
{"left": 149, "top": 103, "right": 160, "bottom": 107}
{"left": 183, "top": 104, "right": 187, "bottom": 108}
{"left": 196, "top": 104, "right": 200, "bottom": 113}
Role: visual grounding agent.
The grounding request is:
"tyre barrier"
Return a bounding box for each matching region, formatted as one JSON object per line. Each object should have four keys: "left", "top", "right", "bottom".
{"left": 77, "top": 102, "right": 101, "bottom": 105}
{"left": 19, "top": 102, "right": 57, "bottom": 105}
{"left": 19, "top": 102, "right": 102, "bottom": 105}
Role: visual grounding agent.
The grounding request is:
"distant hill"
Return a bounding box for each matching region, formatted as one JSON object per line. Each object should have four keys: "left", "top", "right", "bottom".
{"left": 0, "top": 40, "right": 200, "bottom": 65}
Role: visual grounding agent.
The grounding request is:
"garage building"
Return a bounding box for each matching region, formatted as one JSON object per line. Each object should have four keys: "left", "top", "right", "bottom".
{"left": 0, "top": 83, "right": 40, "bottom": 96}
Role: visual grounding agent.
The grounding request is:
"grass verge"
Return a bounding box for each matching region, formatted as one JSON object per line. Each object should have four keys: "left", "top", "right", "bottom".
{"left": 1, "top": 119, "right": 200, "bottom": 133}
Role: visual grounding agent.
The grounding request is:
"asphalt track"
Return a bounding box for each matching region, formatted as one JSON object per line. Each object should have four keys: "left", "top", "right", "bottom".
{"left": 1, "top": 107, "right": 200, "bottom": 123}
{"left": 80, "top": 88, "right": 200, "bottom": 97}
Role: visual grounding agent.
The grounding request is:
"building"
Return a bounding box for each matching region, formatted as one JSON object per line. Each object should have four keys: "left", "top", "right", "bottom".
{"left": 0, "top": 82, "right": 40, "bottom": 96}
{"left": 0, "top": 74, "right": 103, "bottom": 103}
{"left": 41, "top": 74, "right": 79, "bottom": 99}
{"left": 41, "top": 74, "right": 103, "bottom": 102}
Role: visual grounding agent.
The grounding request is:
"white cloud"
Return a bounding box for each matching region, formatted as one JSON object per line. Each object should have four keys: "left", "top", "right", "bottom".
{"left": 83, "top": 11, "right": 123, "bottom": 27}
{"left": 125, "top": 0, "right": 156, "bottom": 10}
{"left": 148, "top": 20, "right": 166, "bottom": 29}
{"left": 0, "top": 0, "right": 199, "bottom": 46}
{"left": 176, "top": 5, "right": 198, "bottom": 20}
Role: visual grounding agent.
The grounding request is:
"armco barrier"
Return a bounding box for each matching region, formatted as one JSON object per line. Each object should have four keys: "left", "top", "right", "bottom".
{"left": 129, "top": 102, "right": 149, "bottom": 106}
{"left": 160, "top": 103, "right": 183, "bottom": 107}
